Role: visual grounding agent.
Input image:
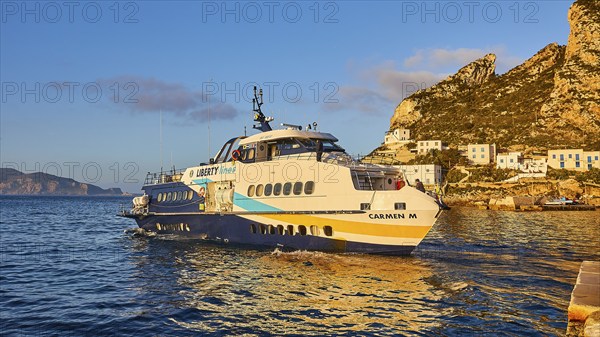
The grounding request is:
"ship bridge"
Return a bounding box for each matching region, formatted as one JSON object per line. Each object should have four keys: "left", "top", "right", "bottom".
{"left": 212, "top": 129, "right": 346, "bottom": 164}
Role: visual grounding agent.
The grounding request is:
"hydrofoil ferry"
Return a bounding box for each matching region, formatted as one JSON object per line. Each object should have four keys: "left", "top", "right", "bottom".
{"left": 120, "top": 87, "right": 443, "bottom": 254}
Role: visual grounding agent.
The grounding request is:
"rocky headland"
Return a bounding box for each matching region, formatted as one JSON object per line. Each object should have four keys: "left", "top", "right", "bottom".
{"left": 0, "top": 168, "right": 126, "bottom": 196}
{"left": 389, "top": 0, "right": 600, "bottom": 151}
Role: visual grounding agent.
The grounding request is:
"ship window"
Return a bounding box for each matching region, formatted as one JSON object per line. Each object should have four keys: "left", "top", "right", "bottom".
{"left": 287, "top": 225, "right": 294, "bottom": 235}
{"left": 259, "top": 224, "right": 266, "bottom": 234}
{"left": 250, "top": 224, "right": 257, "bottom": 234}
{"left": 188, "top": 191, "right": 194, "bottom": 200}
{"left": 264, "top": 184, "right": 273, "bottom": 196}
{"left": 323, "top": 226, "right": 333, "bottom": 237}
{"left": 277, "top": 225, "right": 284, "bottom": 235}
{"left": 304, "top": 181, "right": 315, "bottom": 195}
{"left": 256, "top": 184, "right": 264, "bottom": 197}
{"left": 283, "top": 182, "right": 292, "bottom": 195}
{"left": 293, "top": 182, "right": 303, "bottom": 195}
{"left": 274, "top": 183, "right": 282, "bottom": 196}
{"left": 172, "top": 192, "right": 178, "bottom": 201}
{"left": 310, "top": 225, "right": 320, "bottom": 236}
{"left": 298, "top": 225, "right": 307, "bottom": 236}
{"left": 360, "top": 203, "right": 371, "bottom": 210}
{"left": 247, "top": 148, "right": 255, "bottom": 160}
{"left": 267, "top": 225, "right": 276, "bottom": 235}
{"left": 177, "top": 191, "right": 182, "bottom": 201}
{"left": 395, "top": 202, "right": 406, "bottom": 210}
{"left": 248, "top": 185, "right": 255, "bottom": 197}
{"left": 157, "top": 193, "right": 163, "bottom": 202}
{"left": 167, "top": 192, "right": 172, "bottom": 201}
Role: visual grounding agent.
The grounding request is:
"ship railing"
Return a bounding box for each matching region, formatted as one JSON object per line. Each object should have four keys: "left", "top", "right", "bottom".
{"left": 118, "top": 203, "right": 133, "bottom": 216}
{"left": 144, "top": 168, "right": 187, "bottom": 185}
{"left": 270, "top": 152, "right": 399, "bottom": 170}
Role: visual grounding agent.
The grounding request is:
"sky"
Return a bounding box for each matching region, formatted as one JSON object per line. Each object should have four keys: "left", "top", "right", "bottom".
{"left": 1, "top": 0, "right": 574, "bottom": 192}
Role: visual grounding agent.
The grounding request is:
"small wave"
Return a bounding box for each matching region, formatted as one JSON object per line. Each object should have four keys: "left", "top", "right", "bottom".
{"left": 123, "top": 227, "right": 156, "bottom": 238}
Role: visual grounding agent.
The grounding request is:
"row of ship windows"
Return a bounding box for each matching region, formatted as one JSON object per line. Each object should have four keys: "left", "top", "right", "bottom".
{"left": 157, "top": 190, "right": 194, "bottom": 203}
{"left": 248, "top": 181, "right": 315, "bottom": 197}
{"left": 250, "top": 223, "right": 333, "bottom": 237}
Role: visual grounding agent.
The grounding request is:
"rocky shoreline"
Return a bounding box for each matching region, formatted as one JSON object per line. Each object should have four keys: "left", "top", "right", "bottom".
{"left": 440, "top": 178, "right": 600, "bottom": 210}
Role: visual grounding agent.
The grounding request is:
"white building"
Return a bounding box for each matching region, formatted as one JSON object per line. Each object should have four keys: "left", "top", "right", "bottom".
{"left": 496, "top": 152, "right": 522, "bottom": 170}
{"left": 417, "top": 140, "right": 443, "bottom": 155}
{"left": 521, "top": 157, "right": 548, "bottom": 173}
{"left": 384, "top": 128, "right": 411, "bottom": 145}
{"left": 548, "top": 149, "right": 600, "bottom": 171}
{"left": 467, "top": 143, "right": 497, "bottom": 165}
{"left": 398, "top": 164, "right": 443, "bottom": 186}
{"left": 497, "top": 152, "right": 548, "bottom": 173}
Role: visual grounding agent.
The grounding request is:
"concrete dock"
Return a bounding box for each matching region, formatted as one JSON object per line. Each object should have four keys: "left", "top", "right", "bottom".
{"left": 567, "top": 261, "right": 600, "bottom": 337}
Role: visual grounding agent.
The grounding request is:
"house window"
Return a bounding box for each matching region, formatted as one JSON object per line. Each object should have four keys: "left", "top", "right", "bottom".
{"left": 588, "top": 156, "right": 592, "bottom": 162}
{"left": 560, "top": 154, "right": 564, "bottom": 160}
{"left": 576, "top": 162, "right": 580, "bottom": 168}
{"left": 596, "top": 156, "right": 599, "bottom": 161}
{"left": 500, "top": 159, "right": 504, "bottom": 163}
{"left": 509, "top": 159, "right": 513, "bottom": 163}
{"left": 560, "top": 162, "right": 565, "bottom": 168}
{"left": 472, "top": 148, "right": 476, "bottom": 153}
{"left": 552, "top": 154, "right": 556, "bottom": 159}
{"left": 481, "top": 154, "right": 485, "bottom": 158}
{"left": 589, "top": 164, "right": 593, "bottom": 170}
{"left": 568, "top": 154, "right": 572, "bottom": 159}
{"left": 576, "top": 154, "right": 580, "bottom": 160}
{"left": 481, "top": 147, "right": 485, "bottom": 152}
{"left": 472, "top": 155, "right": 476, "bottom": 159}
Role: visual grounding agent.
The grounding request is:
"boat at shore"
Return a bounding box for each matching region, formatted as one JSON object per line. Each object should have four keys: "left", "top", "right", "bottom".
{"left": 119, "top": 87, "right": 443, "bottom": 254}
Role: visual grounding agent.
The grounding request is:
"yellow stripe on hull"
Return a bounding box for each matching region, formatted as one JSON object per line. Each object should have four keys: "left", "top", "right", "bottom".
{"left": 243, "top": 212, "right": 435, "bottom": 239}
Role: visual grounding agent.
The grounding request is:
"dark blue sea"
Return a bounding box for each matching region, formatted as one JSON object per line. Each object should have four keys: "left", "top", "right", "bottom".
{"left": 0, "top": 196, "right": 598, "bottom": 336}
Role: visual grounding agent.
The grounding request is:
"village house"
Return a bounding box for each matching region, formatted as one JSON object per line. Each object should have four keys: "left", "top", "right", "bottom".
{"left": 467, "top": 143, "right": 497, "bottom": 165}
{"left": 384, "top": 128, "right": 411, "bottom": 145}
{"left": 547, "top": 149, "right": 600, "bottom": 171}
{"left": 398, "top": 164, "right": 443, "bottom": 186}
{"left": 417, "top": 140, "right": 445, "bottom": 155}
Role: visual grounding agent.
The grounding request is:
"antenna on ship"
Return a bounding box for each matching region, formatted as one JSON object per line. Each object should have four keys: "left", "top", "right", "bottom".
{"left": 160, "top": 110, "right": 163, "bottom": 173}
{"left": 208, "top": 78, "right": 212, "bottom": 162}
{"left": 252, "top": 86, "right": 273, "bottom": 132}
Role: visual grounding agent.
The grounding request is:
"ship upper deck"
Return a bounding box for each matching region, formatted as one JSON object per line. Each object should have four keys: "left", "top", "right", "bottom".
{"left": 238, "top": 129, "right": 338, "bottom": 146}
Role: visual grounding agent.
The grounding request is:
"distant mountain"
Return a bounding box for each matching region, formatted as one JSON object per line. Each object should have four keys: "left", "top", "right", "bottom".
{"left": 0, "top": 168, "right": 125, "bottom": 196}
{"left": 388, "top": 0, "right": 599, "bottom": 151}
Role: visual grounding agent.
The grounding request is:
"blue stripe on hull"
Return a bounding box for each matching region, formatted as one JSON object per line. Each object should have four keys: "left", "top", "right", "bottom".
{"left": 134, "top": 214, "right": 416, "bottom": 255}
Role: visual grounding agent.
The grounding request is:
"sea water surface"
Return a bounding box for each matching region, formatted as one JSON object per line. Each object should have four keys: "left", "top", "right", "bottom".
{"left": 0, "top": 196, "right": 598, "bottom": 336}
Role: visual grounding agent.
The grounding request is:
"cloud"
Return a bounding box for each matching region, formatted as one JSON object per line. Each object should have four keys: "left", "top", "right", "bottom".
{"left": 327, "top": 46, "right": 524, "bottom": 115}
{"left": 369, "top": 65, "right": 446, "bottom": 102}
{"left": 328, "top": 62, "right": 446, "bottom": 115}
{"left": 96, "top": 76, "right": 241, "bottom": 123}
{"left": 403, "top": 46, "right": 523, "bottom": 73}
{"left": 323, "top": 86, "right": 392, "bottom": 115}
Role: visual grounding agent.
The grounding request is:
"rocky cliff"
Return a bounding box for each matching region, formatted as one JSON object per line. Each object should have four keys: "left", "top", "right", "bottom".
{"left": 389, "top": 0, "right": 599, "bottom": 151}
{"left": 0, "top": 168, "right": 125, "bottom": 196}
{"left": 541, "top": 0, "right": 600, "bottom": 143}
